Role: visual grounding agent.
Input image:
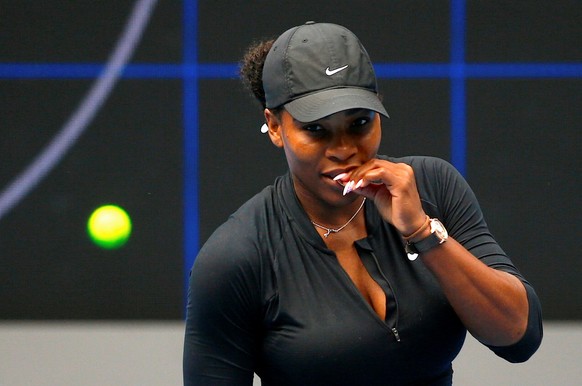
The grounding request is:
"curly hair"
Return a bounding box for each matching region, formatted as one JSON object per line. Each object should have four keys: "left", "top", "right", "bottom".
{"left": 239, "top": 39, "right": 275, "bottom": 110}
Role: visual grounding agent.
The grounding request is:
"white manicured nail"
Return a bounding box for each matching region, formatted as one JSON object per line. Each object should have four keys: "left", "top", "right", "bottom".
{"left": 343, "top": 180, "right": 354, "bottom": 195}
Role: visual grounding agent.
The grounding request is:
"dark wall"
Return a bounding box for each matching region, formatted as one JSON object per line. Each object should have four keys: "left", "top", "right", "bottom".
{"left": 1, "top": 1, "right": 580, "bottom": 320}
{"left": 0, "top": 2, "right": 184, "bottom": 319}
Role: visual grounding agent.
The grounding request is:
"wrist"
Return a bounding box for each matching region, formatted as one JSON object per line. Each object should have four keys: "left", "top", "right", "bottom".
{"left": 404, "top": 218, "right": 449, "bottom": 261}
{"left": 402, "top": 215, "right": 430, "bottom": 242}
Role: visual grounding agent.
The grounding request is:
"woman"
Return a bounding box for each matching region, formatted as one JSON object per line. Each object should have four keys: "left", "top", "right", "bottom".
{"left": 183, "top": 22, "right": 542, "bottom": 385}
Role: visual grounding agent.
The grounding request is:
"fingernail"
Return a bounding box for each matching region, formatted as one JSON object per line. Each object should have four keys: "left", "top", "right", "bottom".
{"left": 333, "top": 173, "right": 348, "bottom": 181}
{"left": 343, "top": 180, "right": 354, "bottom": 195}
{"left": 342, "top": 182, "right": 350, "bottom": 195}
{"left": 354, "top": 179, "right": 364, "bottom": 190}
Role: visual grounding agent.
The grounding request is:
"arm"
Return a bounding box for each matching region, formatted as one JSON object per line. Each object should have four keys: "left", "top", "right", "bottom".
{"left": 416, "top": 232, "right": 528, "bottom": 346}
{"left": 340, "top": 157, "right": 542, "bottom": 360}
{"left": 183, "top": 225, "right": 260, "bottom": 385}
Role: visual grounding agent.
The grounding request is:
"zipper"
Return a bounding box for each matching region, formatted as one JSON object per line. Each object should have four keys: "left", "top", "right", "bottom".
{"left": 370, "top": 251, "right": 401, "bottom": 343}
{"left": 391, "top": 327, "right": 401, "bottom": 342}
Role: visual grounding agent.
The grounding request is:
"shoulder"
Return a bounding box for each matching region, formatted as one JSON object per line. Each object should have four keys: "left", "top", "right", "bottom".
{"left": 380, "top": 154, "right": 457, "bottom": 173}
{"left": 198, "top": 185, "right": 275, "bottom": 265}
{"left": 379, "top": 154, "right": 477, "bottom": 223}
{"left": 379, "top": 155, "right": 463, "bottom": 190}
{"left": 192, "top": 181, "right": 285, "bottom": 290}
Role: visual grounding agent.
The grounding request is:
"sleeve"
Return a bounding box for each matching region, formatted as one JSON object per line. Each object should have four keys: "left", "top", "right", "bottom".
{"left": 183, "top": 220, "right": 262, "bottom": 385}
{"left": 416, "top": 157, "right": 543, "bottom": 363}
{"left": 486, "top": 283, "right": 543, "bottom": 363}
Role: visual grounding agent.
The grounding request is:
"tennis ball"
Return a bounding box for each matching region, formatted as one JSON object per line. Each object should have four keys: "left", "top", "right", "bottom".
{"left": 87, "top": 205, "right": 132, "bottom": 249}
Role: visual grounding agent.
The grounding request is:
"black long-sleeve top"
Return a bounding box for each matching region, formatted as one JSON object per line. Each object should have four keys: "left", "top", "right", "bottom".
{"left": 184, "top": 156, "right": 543, "bottom": 385}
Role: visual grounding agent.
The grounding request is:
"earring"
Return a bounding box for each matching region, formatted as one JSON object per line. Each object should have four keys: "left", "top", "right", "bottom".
{"left": 260, "top": 123, "right": 268, "bottom": 133}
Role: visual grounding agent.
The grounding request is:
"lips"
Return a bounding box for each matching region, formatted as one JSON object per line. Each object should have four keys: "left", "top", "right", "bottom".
{"left": 323, "top": 168, "right": 356, "bottom": 187}
{"left": 324, "top": 167, "right": 356, "bottom": 180}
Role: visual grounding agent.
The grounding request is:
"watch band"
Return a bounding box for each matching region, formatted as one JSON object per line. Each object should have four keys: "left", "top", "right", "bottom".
{"left": 405, "top": 232, "right": 442, "bottom": 255}
{"left": 404, "top": 218, "right": 448, "bottom": 260}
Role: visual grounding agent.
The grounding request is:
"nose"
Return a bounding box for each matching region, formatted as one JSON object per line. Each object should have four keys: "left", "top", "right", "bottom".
{"left": 326, "top": 133, "right": 357, "bottom": 162}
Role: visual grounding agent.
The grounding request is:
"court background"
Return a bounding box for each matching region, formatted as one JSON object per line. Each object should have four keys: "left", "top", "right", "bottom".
{"left": 1, "top": 1, "right": 580, "bottom": 384}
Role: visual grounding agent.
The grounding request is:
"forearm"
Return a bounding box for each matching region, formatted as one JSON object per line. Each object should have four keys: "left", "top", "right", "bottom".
{"left": 346, "top": 158, "right": 532, "bottom": 346}
{"left": 420, "top": 237, "right": 529, "bottom": 346}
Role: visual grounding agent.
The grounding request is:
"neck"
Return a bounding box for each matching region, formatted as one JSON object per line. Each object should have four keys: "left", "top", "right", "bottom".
{"left": 312, "top": 197, "right": 366, "bottom": 226}
{"left": 291, "top": 175, "right": 366, "bottom": 232}
{"left": 295, "top": 186, "right": 365, "bottom": 223}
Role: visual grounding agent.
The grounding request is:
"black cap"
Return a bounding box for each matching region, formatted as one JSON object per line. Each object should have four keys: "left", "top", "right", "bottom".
{"left": 263, "top": 22, "right": 388, "bottom": 122}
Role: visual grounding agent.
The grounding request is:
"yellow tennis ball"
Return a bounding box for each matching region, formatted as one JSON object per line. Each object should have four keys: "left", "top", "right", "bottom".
{"left": 87, "top": 205, "right": 132, "bottom": 249}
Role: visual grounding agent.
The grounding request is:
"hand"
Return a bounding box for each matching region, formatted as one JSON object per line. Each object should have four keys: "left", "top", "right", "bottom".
{"left": 335, "top": 159, "right": 427, "bottom": 236}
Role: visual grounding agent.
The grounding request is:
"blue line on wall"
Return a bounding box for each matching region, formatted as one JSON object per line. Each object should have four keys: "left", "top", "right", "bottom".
{"left": 2, "top": 62, "right": 582, "bottom": 79}
{"left": 450, "top": 0, "right": 467, "bottom": 177}
{"left": 182, "top": 0, "right": 198, "bottom": 313}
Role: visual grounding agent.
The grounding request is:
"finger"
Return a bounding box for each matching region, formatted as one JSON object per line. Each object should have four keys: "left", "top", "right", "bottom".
{"left": 347, "top": 159, "right": 398, "bottom": 187}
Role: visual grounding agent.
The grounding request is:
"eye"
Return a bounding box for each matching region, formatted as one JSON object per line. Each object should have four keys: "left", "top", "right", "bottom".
{"left": 349, "top": 115, "right": 374, "bottom": 134}
{"left": 303, "top": 123, "right": 326, "bottom": 135}
{"left": 351, "top": 116, "right": 370, "bottom": 127}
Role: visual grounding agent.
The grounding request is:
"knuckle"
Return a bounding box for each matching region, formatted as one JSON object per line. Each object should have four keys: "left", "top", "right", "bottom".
{"left": 400, "top": 163, "right": 415, "bottom": 177}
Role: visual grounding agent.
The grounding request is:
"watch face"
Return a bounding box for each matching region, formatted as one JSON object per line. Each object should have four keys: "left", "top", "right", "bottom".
{"left": 430, "top": 219, "right": 448, "bottom": 241}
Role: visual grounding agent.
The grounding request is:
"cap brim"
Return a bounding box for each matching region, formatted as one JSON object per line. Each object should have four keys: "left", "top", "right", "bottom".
{"left": 284, "top": 88, "right": 389, "bottom": 122}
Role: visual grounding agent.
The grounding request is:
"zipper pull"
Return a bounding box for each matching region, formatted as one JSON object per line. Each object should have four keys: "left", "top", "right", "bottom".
{"left": 391, "top": 327, "right": 401, "bottom": 342}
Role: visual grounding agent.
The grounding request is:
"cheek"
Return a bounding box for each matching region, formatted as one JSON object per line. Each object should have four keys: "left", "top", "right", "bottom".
{"left": 282, "top": 135, "right": 322, "bottom": 171}
{"left": 364, "top": 127, "right": 382, "bottom": 156}
{"left": 286, "top": 141, "right": 319, "bottom": 166}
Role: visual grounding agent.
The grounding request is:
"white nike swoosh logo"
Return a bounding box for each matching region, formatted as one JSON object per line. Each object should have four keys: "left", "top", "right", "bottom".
{"left": 325, "top": 65, "right": 349, "bottom": 76}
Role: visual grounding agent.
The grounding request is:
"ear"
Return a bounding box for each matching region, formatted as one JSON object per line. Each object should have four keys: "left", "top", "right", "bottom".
{"left": 264, "top": 109, "right": 283, "bottom": 148}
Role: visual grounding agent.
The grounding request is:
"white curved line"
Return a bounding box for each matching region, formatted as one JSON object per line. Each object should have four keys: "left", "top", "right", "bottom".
{"left": 0, "top": 0, "right": 158, "bottom": 221}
